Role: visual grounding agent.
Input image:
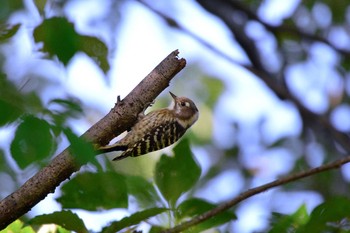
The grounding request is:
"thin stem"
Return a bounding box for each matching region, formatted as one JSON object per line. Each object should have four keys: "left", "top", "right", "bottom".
{"left": 161, "top": 156, "right": 350, "bottom": 233}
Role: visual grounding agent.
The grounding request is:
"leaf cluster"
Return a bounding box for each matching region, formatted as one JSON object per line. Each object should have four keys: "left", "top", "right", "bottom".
{"left": 1, "top": 140, "right": 235, "bottom": 233}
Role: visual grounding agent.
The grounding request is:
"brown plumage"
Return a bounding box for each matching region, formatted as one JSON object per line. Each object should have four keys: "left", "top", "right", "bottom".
{"left": 99, "top": 92, "right": 199, "bottom": 161}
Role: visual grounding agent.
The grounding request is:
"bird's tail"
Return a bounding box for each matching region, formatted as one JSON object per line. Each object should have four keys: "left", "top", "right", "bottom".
{"left": 112, "top": 152, "right": 130, "bottom": 161}
{"left": 98, "top": 143, "right": 132, "bottom": 161}
{"left": 98, "top": 144, "right": 128, "bottom": 154}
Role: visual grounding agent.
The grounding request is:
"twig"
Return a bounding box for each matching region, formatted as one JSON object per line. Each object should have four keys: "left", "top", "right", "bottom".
{"left": 208, "top": 0, "right": 350, "bottom": 57}
{"left": 138, "top": 0, "right": 350, "bottom": 153}
{"left": 162, "top": 155, "right": 350, "bottom": 233}
{"left": 0, "top": 50, "right": 186, "bottom": 229}
{"left": 136, "top": 0, "right": 249, "bottom": 70}
{"left": 196, "top": 0, "right": 350, "bottom": 153}
{"left": 157, "top": 0, "right": 350, "bottom": 153}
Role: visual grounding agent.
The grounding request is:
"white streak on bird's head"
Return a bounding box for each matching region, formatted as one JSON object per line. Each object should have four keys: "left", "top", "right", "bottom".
{"left": 168, "top": 92, "right": 199, "bottom": 128}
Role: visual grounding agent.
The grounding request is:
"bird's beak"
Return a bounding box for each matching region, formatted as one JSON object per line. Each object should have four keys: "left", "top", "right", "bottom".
{"left": 169, "top": 91, "right": 177, "bottom": 100}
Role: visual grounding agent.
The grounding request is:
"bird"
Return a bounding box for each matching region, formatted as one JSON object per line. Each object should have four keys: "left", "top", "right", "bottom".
{"left": 99, "top": 92, "right": 199, "bottom": 161}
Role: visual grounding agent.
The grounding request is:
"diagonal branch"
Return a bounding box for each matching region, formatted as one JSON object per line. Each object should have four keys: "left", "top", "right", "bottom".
{"left": 136, "top": 0, "right": 248, "bottom": 69}
{"left": 0, "top": 50, "right": 186, "bottom": 230}
{"left": 211, "top": 0, "right": 350, "bottom": 57}
{"left": 196, "top": 0, "right": 350, "bottom": 153}
{"left": 162, "top": 155, "right": 350, "bottom": 233}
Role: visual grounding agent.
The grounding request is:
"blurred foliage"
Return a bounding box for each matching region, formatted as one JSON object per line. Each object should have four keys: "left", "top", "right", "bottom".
{"left": 0, "top": 73, "right": 42, "bottom": 126}
{"left": 0, "top": 220, "right": 35, "bottom": 233}
{"left": 176, "top": 198, "right": 236, "bottom": 233}
{"left": 0, "top": 24, "right": 20, "bottom": 42}
{"left": 155, "top": 139, "right": 201, "bottom": 207}
{"left": 29, "top": 210, "right": 88, "bottom": 233}
{"left": 63, "top": 127, "right": 97, "bottom": 166}
{"left": 102, "top": 208, "right": 167, "bottom": 233}
{"left": 34, "top": 17, "right": 110, "bottom": 73}
{"left": 124, "top": 175, "right": 161, "bottom": 208}
{"left": 1, "top": 0, "right": 350, "bottom": 232}
{"left": 57, "top": 172, "right": 128, "bottom": 210}
{"left": 268, "top": 205, "right": 309, "bottom": 233}
{"left": 10, "top": 115, "right": 56, "bottom": 169}
{"left": 0, "top": 0, "right": 23, "bottom": 22}
{"left": 296, "top": 197, "right": 350, "bottom": 233}
{"left": 35, "top": 140, "right": 230, "bottom": 232}
{"left": 33, "top": 0, "right": 47, "bottom": 15}
{"left": 268, "top": 197, "right": 350, "bottom": 233}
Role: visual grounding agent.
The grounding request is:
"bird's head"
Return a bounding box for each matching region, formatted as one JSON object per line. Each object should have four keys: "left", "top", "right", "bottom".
{"left": 169, "top": 92, "right": 199, "bottom": 129}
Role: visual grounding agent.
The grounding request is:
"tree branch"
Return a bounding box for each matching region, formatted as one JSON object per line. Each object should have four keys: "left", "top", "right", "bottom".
{"left": 162, "top": 155, "right": 350, "bottom": 233}
{"left": 139, "top": 0, "right": 350, "bottom": 153}
{"left": 136, "top": 0, "right": 248, "bottom": 69}
{"left": 207, "top": 0, "right": 350, "bottom": 57}
{"left": 0, "top": 50, "right": 186, "bottom": 230}
{"left": 196, "top": 0, "right": 350, "bottom": 153}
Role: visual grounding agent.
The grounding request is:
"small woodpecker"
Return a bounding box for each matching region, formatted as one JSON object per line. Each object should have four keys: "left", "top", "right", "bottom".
{"left": 99, "top": 92, "right": 199, "bottom": 161}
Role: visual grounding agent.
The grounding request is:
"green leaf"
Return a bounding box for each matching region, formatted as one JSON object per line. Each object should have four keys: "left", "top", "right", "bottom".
{"left": 0, "top": 220, "right": 26, "bottom": 233}
{"left": 0, "top": 24, "right": 20, "bottom": 42}
{"left": 155, "top": 139, "right": 201, "bottom": 207}
{"left": 80, "top": 36, "right": 110, "bottom": 73}
{"left": 176, "top": 198, "right": 236, "bottom": 233}
{"left": 34, "top": 17, "right": 110, "bottom": 72}
{"left": 0, "top": 74, "right": 25, "bottom": 125}
{"left": 63, "top": 127, "right": 96, "bottom": 165}
{"left": 29, "top": 210, "right": 88, "bottom": 233}
{"left": 102, "top": 208, "right": 167, "bottom": 233}
{"left": 33, "top": 0, "right": 47, "bottom": 15}
{"left": 47, "top": 98, "right": 84, "bottom": 129}
{"left": 49, "top": 98, "right": 83, "bottom": 116}
{"left": 0, "top": 98, "right": 23, "bottom": 126}
{"left": 34, "top": 17, "right": 79, "bottom": 65}
{"left": 10, "top": 115, "right": 55, "bottom": 169}
{"left": 0, "top": 221, "right": 35, "bottom": 233}
{"left": 125, "top": 175, "right": 161, "bottom": 208}
{"left": 57, "top": 172, "right": 128, "bottom": 210}
{"left": 296, "top": 196, "right": 350, "bottom": 233}
{"left": 268, "top": 204, "right": 309, "bottom": 233}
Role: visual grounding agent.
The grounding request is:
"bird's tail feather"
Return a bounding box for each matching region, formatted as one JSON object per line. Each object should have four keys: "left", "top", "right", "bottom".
{"left": 112, "top": 152, "right": 130, "bottom": 161}
{"left": 98, "top": 144, "right": 128, "bottom": 153}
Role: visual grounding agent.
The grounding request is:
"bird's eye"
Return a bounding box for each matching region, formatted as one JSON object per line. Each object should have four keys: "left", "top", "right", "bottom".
{"left": 180, "top": 101, "right": 190, "bottom": 107}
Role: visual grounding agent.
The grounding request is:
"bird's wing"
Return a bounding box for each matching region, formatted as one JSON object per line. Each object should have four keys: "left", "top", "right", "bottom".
{"left": 112, "top": 120, "right": 186, "bottom": 160}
